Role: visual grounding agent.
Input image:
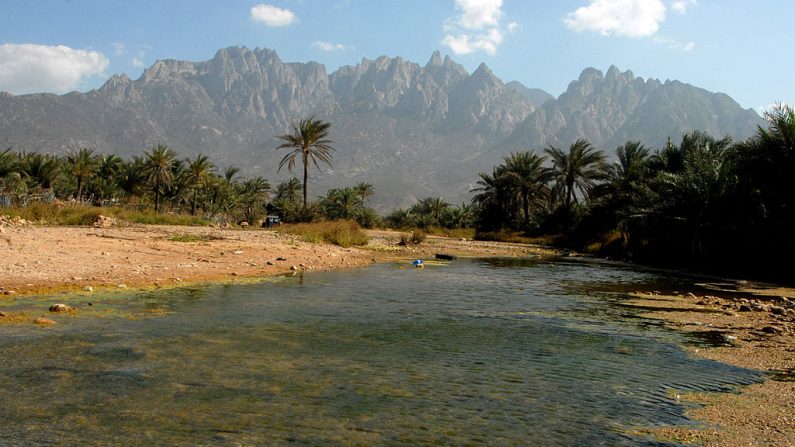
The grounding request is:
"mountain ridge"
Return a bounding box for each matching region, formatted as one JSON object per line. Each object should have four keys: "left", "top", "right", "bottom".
{"left": 0, "top": 46, "right": 763, "bottom": 209}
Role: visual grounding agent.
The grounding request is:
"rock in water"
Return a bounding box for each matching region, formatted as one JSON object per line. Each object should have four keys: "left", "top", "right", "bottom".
{"left": 33, "top": 317, "right": 56, "bottom": 325}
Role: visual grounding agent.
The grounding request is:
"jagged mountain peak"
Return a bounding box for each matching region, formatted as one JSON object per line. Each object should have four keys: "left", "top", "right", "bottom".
{"left": 0, "top": 50, "right": 764, "bottom": 209}
{"left": 426, "top": 50, "right": 443, "bottom": 68}
{"left": 99, "top": 73, "right": 132, "bottom": 90}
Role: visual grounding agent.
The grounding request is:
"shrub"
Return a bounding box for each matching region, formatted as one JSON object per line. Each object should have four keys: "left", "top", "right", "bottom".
{"left": 279, "top": 220, "right": 369, "bottom": 248}
{"left": 398, "top": 229, "right": 426, "bottom": 245}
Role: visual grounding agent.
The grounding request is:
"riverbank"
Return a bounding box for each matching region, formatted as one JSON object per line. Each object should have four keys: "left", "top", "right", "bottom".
{"left": 624, "top": 285, "right": 795, "bottom": 446}
{"left": 0, "top": 224, "right": 554, "bottom": 299}
{"left": 1, "top": 223, "right": 791, "bottom": 446}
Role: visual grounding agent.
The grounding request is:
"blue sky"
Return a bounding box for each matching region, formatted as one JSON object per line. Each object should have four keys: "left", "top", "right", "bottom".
{"left": 0, "top": 0, "right": 791, "bottom": 112}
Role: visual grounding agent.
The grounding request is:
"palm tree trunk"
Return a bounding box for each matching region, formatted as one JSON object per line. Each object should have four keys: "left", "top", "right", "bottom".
{"left": 154, "top": 178, "right": 160, "bottom": 213}
{"left": 302, "top": 160, "right": 308, "bottom": 208}
{"left": 191, "top": 188, "right": 197, "bottom": 215}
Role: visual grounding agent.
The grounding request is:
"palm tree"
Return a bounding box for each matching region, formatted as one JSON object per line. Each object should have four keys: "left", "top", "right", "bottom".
{"left": 19, "top": 152, "right": 61, "bottom": 191}
{"left": 117, "top": 156, "right": 147, "bottom": 204}
{"left": 322, "top": 187, "right": 361, "bottom": 220}
{"left": 185, "top": 154, "right": 215, "bottom": 215}
{"left": 353, "top": 182, "right": 374, "bottom": 205}
{"left": 501, "top": 152, "right": 551, "bottom": 229}
{"left": 545, "top": 139, "right": 605, "bottom": 209}
{"left": 143, "top": 144, "right": 177, "bottom": 212}
{"left": 0, "top": 148, "right": 20, "bottom": 178}
{"left": 276, "top": 117, "right": 335, "bottom": 208}
{"left": 64, "top": 148, "right": 98, "bottom": 202}
{"left": 414, "top": 197, "right": 449, "bottom": 226}
{"left": 237, "top": 177, "right": 271, "bottom": 223}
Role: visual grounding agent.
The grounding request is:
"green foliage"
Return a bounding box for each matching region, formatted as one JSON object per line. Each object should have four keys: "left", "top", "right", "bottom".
{"left": 467, "top": 108, "right": 795, "bottom": 282}
{"left": 279, "top": 220, "right": 369, "bottom": 247}
{"left": 276, "top": 117, "right": 335, "bottom": 207}
{"left": 398, "top": 229, "right": 426, "bottom": 246}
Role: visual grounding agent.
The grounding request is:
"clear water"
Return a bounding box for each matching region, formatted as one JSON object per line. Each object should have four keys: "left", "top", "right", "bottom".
{"left": 0, "top": 257, "right": 760, "bottom": 446}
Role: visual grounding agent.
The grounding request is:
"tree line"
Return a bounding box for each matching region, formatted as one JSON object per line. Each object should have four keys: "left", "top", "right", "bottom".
{"left": 466, "top": 104, "right": 795, "bottom": 281}
{"left": 0, "top": 116, "right": 376, "bottom": 226}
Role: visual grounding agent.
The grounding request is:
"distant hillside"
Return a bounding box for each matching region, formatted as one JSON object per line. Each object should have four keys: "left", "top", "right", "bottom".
{"left": 0, "top": 47, "right": 763, "bottom": 209}
{"left": 505, "top": 81, "right": 554, "bottom": 108}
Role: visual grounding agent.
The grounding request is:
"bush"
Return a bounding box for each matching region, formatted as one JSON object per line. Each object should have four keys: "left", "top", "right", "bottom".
{"left": 279, "top": 220, "right": 369, "bottom": 248}
{"left": 3, "top": 202, "right": 211, "bottom": 226}
{"left": 398, "top": 229, "right": 426, "bottom": 245}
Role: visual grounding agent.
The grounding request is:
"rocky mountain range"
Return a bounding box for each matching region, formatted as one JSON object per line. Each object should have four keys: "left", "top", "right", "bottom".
{"left": 0, "top": 46, "right": 763, "bottom": 209}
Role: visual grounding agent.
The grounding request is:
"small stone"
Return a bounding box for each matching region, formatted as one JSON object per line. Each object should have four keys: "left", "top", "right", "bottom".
{"left": 290, "top": 265, "right": 298, "bottom": 271}
{"left": 770, "top": 306, "right": 786, "bottom": 315}
{"left": 266, "top": 261, "right": 274, "bottom": 266}
{"left": 686, "top": 293, "right": 697, "bottom": 299}
{"left": 738, "top": 304, "right": 751, "bottom": 312}
{"left": 117, "top": 284, "right": 127, "bottom": 289}
{"left": 83, "top": 286, "right": 94, "bottom": 292}
{"left": 231, "top": 272, "right": 239, "bottom": 276}
{"left": 276, "top": 257, "right": 287, "bottom": 261}
{"left": 49, "top": 303, "right": 75, "bottom": 313}
{"left": 233, "top": 250, "right": 243, "bottom": 255}
{"left": 33, "top": 317, "right": 56, "bottom": 325}
{"left": 0, "top": 311, "right": 7, "bottom": 317}
{"left": 4, "top": 290, "right": 16, "bottom": 295}
{"left": 761, "top": 326, "right": 783, "bottom": 334}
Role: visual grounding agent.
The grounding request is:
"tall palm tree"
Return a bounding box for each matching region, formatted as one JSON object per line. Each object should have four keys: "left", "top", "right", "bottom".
{"left": 545, "top": 139, "right": 605, "bottom": 209}
{"left": 65, "top": 147, "right": 98, "bottom": 202}
{"left": 185, "top": 154, "right": 215, "bottom": 215}
{"left": 143, "top": 144, "right": 177, "bottom": 212}
{"left": 501, "top": 152, "right": 551, "bottom": 229}
{"left": 276, "top": 117, "right": 335, "bottom": 208}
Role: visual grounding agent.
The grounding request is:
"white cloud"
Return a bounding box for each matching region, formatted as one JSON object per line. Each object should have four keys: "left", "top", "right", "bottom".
{"left": 311, "top": 41, "right": 350, "bottom": 52}
{"left": 671, "top": 0, "right": 696, "bottom": 14}
{"left": 0, "top": 43, "right": 109, "bottom": 94}
{"left": 442, "top": 0, "right": 516, "bottom": 56}
{"left": 250, "top": 3, "right": 296, "bottom": 27}
{"left": 455, "top": 0, "right": 503, "bottom": 29}
{"left": 131, "top": 57, "right": 145, "bottom": 68}
{"left": 654, "top": 36, "right": 695, "bottom": 51}
{"left": 442, "top": 28, "right": 504, "bottom": 55}
{"left": 564, "top": 0, "right": 666, "bottom": 38}
{"left": 112, "top": 42, "right": 127, "bottom": 56}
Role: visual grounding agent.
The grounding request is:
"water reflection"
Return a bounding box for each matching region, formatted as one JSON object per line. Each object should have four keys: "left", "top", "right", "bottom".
{"left": 0, "top": 258, "right": 760, "bottom": 446}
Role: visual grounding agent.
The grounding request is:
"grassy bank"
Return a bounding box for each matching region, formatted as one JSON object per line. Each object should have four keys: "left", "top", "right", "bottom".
{"left": 278, "top": 220, "right": 369, "bottom": 248}
{"left": 3, "top": 203, "right": 210, "bottom": 226}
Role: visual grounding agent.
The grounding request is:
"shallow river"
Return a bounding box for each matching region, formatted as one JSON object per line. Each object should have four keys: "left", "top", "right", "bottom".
{"left": 0, "top": 257, "right": 759, "bottom": 446}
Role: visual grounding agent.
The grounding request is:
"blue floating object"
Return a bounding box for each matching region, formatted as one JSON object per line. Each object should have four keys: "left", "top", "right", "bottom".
{"left": 412, "top": 259, "right": 424, "bottom": 266}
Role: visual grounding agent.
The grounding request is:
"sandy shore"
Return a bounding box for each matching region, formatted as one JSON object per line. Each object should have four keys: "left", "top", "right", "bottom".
{"left": 624, "top": 287, "right": 795, "bottom": 446}
{"left": 1, "top": 223, "right": 792, "bottom": 446}
{"left": 0, "top": 224, "right": 551, "bottom": 297}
